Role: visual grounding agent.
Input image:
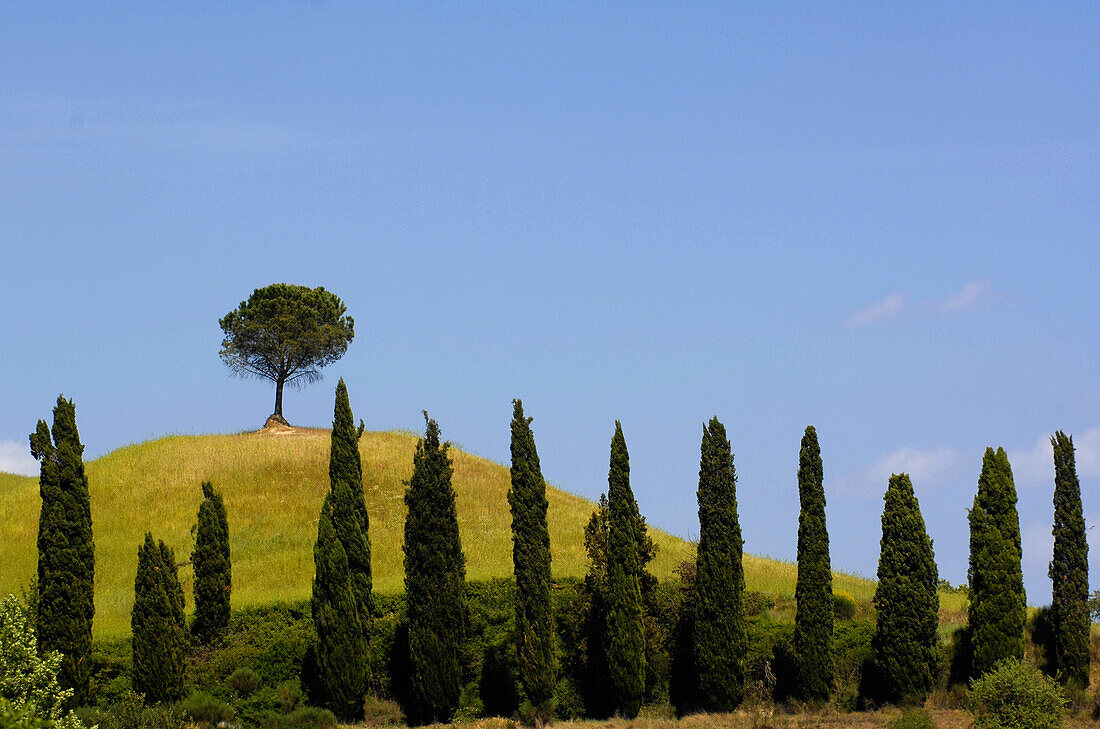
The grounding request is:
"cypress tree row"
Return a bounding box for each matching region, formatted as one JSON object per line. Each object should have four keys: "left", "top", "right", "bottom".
{"left": 29, "top": 395, "right": 94, "bottom": 703}
{"left": 311, "top": 496, "right": 369, "bottom": 720}
{"left": 1049, "top": 431, "right": 1090, "bottom": 687}
{"left": 132, "top": 533, "right": 187, "bottom": 703}
{"left": 605, "top": 422, "right": 645, "bottom": 719}
{"left": 968, "top": 447, "right": 1026, "bottom": 677}
{"left": 402, "top": 414, "right": 468, "bottom": 725}
{"left": 793, "top": 425, "right": 833, "bottom": 701}
{"left": 328, "top": 380, "right": 374, "bottom": 638}
{"left": 508, "top": 400, "right": 557, "bottom": 718}
{"left": 870, "top": 474, "right": 939, "bottom": 705}
{"left": 692, "top": 417, "right": 746, "bottom": 711}
{"left": 192, "top": 481, "right": 231, "bottom": 643}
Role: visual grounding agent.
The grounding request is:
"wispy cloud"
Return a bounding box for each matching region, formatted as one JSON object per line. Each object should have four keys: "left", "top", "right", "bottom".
{"left": 1009, "top": 427, "right": 1100, "bottom": 488}
{"left": 0, "top": 440, "right": 38, "bottom": 477}
{"left": 845, "top": 293, "right": 905, "bottom": 328}
{"left": 937, "top": 279, "right": 992, "bottom": 313}
{"left": 834, "top": 445, "right": 958, "bottom": 497}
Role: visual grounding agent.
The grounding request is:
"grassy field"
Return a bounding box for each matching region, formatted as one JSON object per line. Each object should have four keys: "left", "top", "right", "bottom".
{"left": 0, "top": 427, "right": 877, "bottom": 638}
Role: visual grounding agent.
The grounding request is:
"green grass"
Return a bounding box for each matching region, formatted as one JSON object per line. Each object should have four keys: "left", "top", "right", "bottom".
{"left": 0, "top": 427, "right": 875, "bottom": 638}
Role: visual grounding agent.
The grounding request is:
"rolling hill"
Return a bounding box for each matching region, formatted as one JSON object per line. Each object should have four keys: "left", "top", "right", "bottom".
{"left": 0, "top": 427, "right": 876, "bottom": 638}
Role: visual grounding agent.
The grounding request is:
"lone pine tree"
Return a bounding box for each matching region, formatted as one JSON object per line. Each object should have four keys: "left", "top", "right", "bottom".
{"left": 29, "top": 395, "right": 94, "bottom": 703}
{"left": 192, "top": 481, "right": 231, "bottom": 643}
{"left": 692, "top": 417, "right": 746, "bottom": 712}
{"left": 311, "top": 496, "right": 369, "bottom": 720}
{"left": 968, "top": 448, "right": 1026, "bottom": 677}
{"left": 605, "top": 421, "right": 646, "bottom": 719}
{"left": 402, "top": 414, "right": 468, "bottom": 725}
{"left": 1049, "top": 431, "right": 1090, "bottom": 687}
{"left": 508, "top": 400, "right": 557, "bottom": 718}
{"left": 793, "top": 425, "right": 833, "bottom": 701}
{"left": 871, "top": 474, "right": 939, "bottom": 705}
{"left": 132, "top": 534, "right": 187, "bottom": 703}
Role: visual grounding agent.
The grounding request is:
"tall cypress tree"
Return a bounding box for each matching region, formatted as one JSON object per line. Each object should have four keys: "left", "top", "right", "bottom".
{"left": 870, "top": 474, "right": 939, "bottom": 705}
{"left": 328, "top": 380, "right": 373, "bottom": 636}
{"left": 402, "top": 414, "right": 468, "bottom": 725}
{"left": 132, "top": 533, "right": 186, "bottom": 703}
{"left": 508, "top": 400, "right": 556, "bottom": 718}
{"left": 793, "top": 425, "right": 833, "bottom": 701}
{"left": 28, "top": 395, "right": 94, "bottom": 703}
{"left": 311, "top": 496, "right": 369, "bottom": 720}
{"left": 693, "top": 417, "right": 746, "bottom": 711}
{"left": 605, "top": 421, "right": 645, "bottom": 719}
{"left": 968, "top": 447, "right": 1026, "bottom": 677}
{"left": 192, "top": 481, "right": 231, "bottom": 643}
{"left": 1049, "top": 431, "right": 1089, "bottom": 687}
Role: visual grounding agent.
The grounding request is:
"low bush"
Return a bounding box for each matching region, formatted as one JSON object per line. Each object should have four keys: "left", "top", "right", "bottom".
{"left": 968, "top": 659, "right": 1066, "bottom": 729}
{"left": 362, "top": 695, "right": 404, "bottom": 727}
{"left": 886, "top": 707, "right": 937, "bottom": 729}
{"left": 833, "top": 591, "right": 858, "bottom": 621}
{"left": 180, "top": 691, "right": 235, "bottom": 726}
{"left": 227, "top": 667, "right": 263, "bottom": 696}
{"left": 76, "top": 693, "right": 188, "bottom": 729}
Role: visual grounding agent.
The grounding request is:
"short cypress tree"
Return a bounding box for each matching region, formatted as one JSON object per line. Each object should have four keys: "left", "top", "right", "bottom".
{"left": 793, "top": 425, "right": 833, "bottom": 701}
{"left": 605, "top": 421, "right": 645, "bottom": 719}
{"left": 132, "top": 533, "right": 186, "bottom": 703}
{"left": 968, "top": 448, "right": 1026, "bottom": 677}
{"left": 871, "top": 474, "right": 939, "bottom": 705}
{"left": 693, "top": 417, "right": 746, "bottom": 711}
{"left": 311, "top": 496, "right": 369, "bottom": 720}
{"left": 192, "top": 481, "right": 231, "bottom": 643}
{"left": 402, "top": 414, "right": 468, "bottom": 725}
{"left": 328, "top": 380, "right": 373, "bottom": 636}
{"left": 1049, "top": 431, "right": 1090, "bottom": 687}
{"left": 508, "top": 400, "right": 556, "bottom": 718}
{"left": 29, "top": 395, "right": 94, "bottom": 703}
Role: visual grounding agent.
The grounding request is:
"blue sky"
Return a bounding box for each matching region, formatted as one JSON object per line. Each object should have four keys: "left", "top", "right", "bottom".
{"left": 1, "top": 2, "right": 1097, "bottom": 602}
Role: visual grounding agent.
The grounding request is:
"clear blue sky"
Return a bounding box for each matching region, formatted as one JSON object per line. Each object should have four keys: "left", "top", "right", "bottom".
{"left": 2, "top": 2, "right": 1097, "bottom": 602}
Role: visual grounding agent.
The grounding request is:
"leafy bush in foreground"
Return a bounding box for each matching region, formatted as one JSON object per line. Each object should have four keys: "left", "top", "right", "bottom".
{"left": 969, "top": 659, "right": 1066, "bottom": 729}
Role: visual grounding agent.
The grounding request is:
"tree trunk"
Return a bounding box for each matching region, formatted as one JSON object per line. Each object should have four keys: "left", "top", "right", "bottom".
{"left": 274, "top": 377, "right": 285, "bottom": 419}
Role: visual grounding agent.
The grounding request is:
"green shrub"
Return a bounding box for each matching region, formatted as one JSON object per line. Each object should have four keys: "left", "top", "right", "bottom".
{"left": 969, "top": 659, "right": 1066, "bottom": 729}
{"left": 227, "top": 667, "right": 263, "bottom": 696}
{"left": 887, "top": 707, "right": 937, "bottom": 729}
{"left": 180, "top": 691, "right": 235, "bottom": 726}
{"left": 0, "top": 700, "right": 48, "bottom": 729}
{"left": 362, "top": 695, "right": 404, "bottom": 727}
{"left": 833, "top": 591, "right": 858, "bottom": 621}
{"left": 77, "top": 693, "right": 188, "bottom": 729}
{"left": 286, "top": 706, "right": 338, "bottom": 728}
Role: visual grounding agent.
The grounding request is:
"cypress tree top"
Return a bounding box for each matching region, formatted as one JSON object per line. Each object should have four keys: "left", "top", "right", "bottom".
{"left": 192, "top": 481, "right": 231, "bottom": 642}
{"left": 793, "top": 425, "right": 833, "bottom": 702}
{"left": 328, "top": 379, "right": 373, "bottom": 623}
{"left": 132, "top": 533, "right": 186, "bottom": 703}
{"left": 1049, "top": 431, "right": 1090, "bottom": 687}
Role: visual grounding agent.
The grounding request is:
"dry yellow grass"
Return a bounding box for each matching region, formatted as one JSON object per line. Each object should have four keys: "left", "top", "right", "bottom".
{"left": 0, "top": 427, "right": 874, "bottom": 638}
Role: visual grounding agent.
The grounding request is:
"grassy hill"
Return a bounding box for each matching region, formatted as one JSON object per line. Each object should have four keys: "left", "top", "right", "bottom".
{"left": 0, "top": 427, "right": 876, "bottom": 638}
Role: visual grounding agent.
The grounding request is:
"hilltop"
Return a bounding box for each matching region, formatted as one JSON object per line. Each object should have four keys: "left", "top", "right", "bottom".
{"left": 0, "top": 427, "right": 875, "bottom": 638}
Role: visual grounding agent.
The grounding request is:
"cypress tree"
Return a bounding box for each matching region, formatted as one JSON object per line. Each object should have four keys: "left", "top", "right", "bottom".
{"left": 968, "top": 448, "right": 1026, "bottom": 677}
{"left": 132, "top": 533, "right": 186, "bottom": 703}
{"left": 192, "top": 481, "right": 231, "bottom": 643}
{"left": 605, "top": 421, "right": 645, "bottom": 718}
{"left": 1049, "top": 431, "right": 1090, "bottom": 687}
{"left": 870, "top": 474, "right": 939, "bottom": 705}
{"left": 402, "top": 414, "right": 468, "bottom": 725}
{"left": 692, "top": 417, "right": 746, "bottom": 711}
{"left": 311, "top": 496, "right": 369, "bottom": 720}
{"left": 508, "top": 400, "right": 556, "bottom": 718}
{"left": 328, "top": 380, "right": 373, "bottom": 636}
{"left": 793, "top": 425, "right": 833, "bottom": 701}
{"left": 28, "top": 395, "right": 94, "bottom": 703}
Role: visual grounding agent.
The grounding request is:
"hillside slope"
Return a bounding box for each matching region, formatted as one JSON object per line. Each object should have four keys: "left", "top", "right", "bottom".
{"left": 0, "top": 428, "right": 874, "bottom": 638}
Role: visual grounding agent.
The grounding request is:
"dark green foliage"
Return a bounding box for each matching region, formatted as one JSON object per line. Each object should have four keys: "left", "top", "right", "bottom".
{"left": 327, "top": 380, "right": 373, "bottom": 638}
{"left": 968, "top": 448, "right": 1026, "bottom": 678}
{"left": 507, "top": 400, "right": 556, "bottom": 718}
{"left": 180, "top": 691, "right": 235, "bottom": 726}
{"left": 192, "top": 481, "right": 231, "bottom": 643}
{"left": 132, "top": 533, "right": 187, "bottom": 703}
{"left": 1048, "top": 431, "right": 1090, "bottom": 688}
{"left": 29, "top": 395, "right": 95, "bottom": 703}
{"left": 401, "top": 415, "right": 468, "bottom": 725}
{"left": 871, "top": 474, "right": 939, "bottom": 705}
{"left": 604, "top": 422, "right": 646, "bottom": 718}
{"left": 310, "top": 497, "right": 369, "bottom": 720}
{"left": 692, "top": 417, "right": 746, "bottom": 711}
{"left": 793, "top": 425, "right": 834, "bottom": 701}
{"left": 219, "top": 283, "right": 355, "bottom": 421}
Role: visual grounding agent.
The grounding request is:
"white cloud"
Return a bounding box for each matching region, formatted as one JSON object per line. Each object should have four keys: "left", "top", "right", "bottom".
{"left": 834, "top": 446, "right": 958, "bottom": 497}
{"left": 1010, "top": 427, "right": 1100, "bottom": 487}
{"left": 845, "top": 292, "right": 905, "bottom": 328}
{"left": 0, "top": 440, "right": 38, "bottom": 477}
{"left": 937, "top": 279, "right": 992, "bottom": 313}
